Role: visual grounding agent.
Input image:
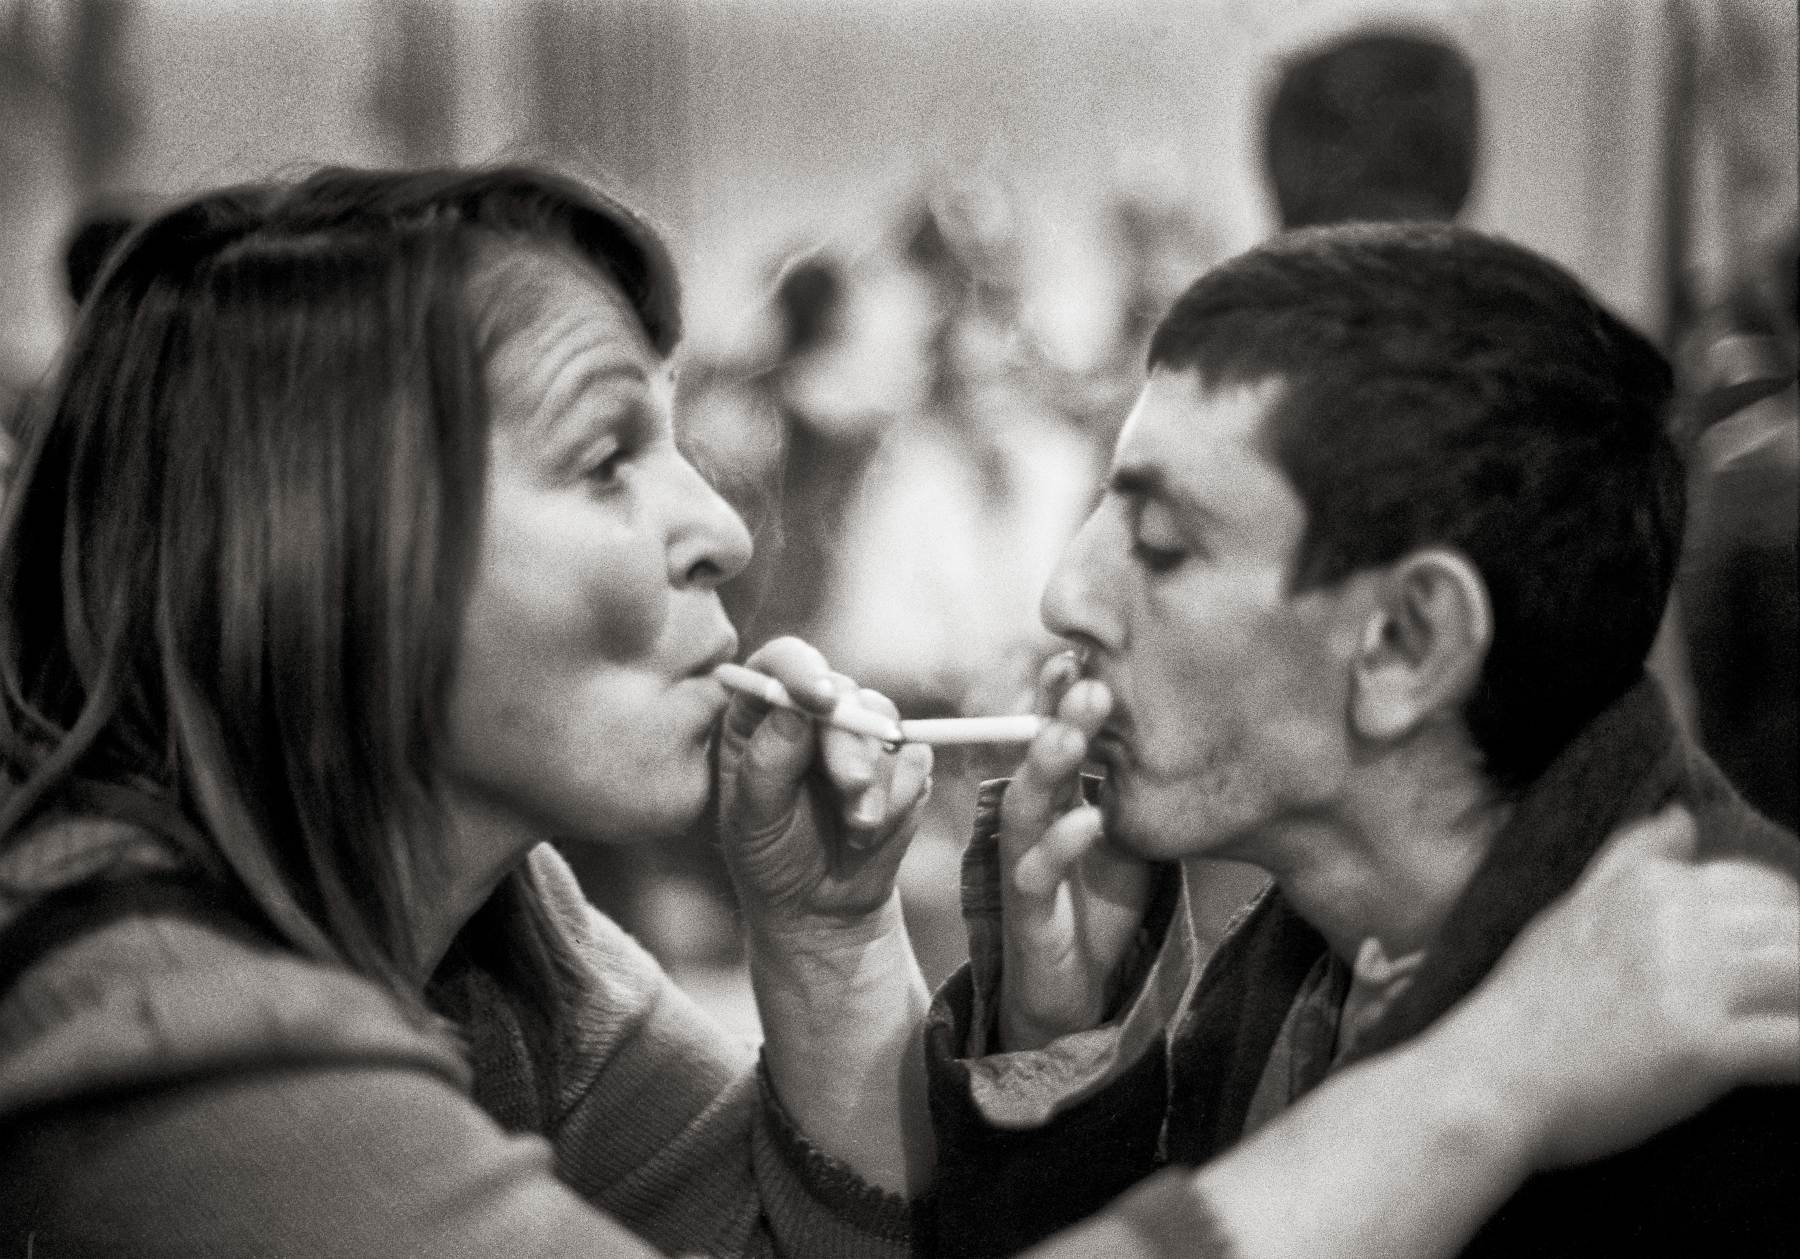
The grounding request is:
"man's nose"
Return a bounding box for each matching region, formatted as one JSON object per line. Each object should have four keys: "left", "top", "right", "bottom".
{"left": 1040, "top": 510, "right": 1121, "bottom": 656}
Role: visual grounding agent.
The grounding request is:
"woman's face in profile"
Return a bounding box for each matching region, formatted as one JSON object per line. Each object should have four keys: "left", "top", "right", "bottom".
{"left": 442, "top": 253, "right": 752, "bottom": 845}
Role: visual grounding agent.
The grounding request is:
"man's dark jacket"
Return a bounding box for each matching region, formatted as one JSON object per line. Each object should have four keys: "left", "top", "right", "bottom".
{"left": 925, "top": 678, "right": 1800, "bottom": 1257}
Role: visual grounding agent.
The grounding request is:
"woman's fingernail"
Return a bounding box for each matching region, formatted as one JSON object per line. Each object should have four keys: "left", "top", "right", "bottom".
{"left": 854, "top": 788, "right": 886, "bottom": 827}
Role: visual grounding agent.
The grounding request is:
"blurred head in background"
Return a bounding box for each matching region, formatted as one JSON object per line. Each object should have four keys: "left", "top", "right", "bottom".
{"left": 772, "top": 251, "right": 847, "bottom": 363}
{"left": 1262, "top": 27, "right": 1481, "bottom": 230}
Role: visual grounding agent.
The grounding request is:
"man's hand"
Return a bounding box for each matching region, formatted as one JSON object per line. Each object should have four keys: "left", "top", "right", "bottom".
{"left": 997, "top": 653, "right": 1156, "bottom": 1052}
{"left": 717, "top": 636, "right": 933, "bottom": 946}
{"left": 1441, "top": 803, "right": 1800, "bottom": 1170}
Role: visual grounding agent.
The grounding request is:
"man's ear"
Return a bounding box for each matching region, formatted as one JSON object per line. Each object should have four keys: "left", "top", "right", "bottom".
{"left": 1349, "top": 548, "right": 1493, "bottom": 741}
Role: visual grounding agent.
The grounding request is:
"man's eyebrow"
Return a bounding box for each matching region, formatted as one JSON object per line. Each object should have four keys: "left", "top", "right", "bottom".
{"left": 1109, "top": 462, "right": 1225, "bottom": 529}
{"left": 1109, "top": 463, "right": 1165, "bottom": 500}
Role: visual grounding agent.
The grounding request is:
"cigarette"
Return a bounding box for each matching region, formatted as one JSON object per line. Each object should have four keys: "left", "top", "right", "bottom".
{"left": 713, "top": 664, "right": 1046, "bottom": 746}
{"left": 713, "top": 663, "right": 906, "bottom": 744}
{"left": 896, "top": 716, "right": 1045, "bottom": 745}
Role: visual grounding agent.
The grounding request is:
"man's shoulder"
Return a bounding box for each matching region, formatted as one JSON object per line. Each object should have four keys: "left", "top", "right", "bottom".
{"left": 1482, "top": 1081, "right": 1800, "bottom": 1257}
{"left": 1679, "top": 739, "right": 1800, "bottom": 877}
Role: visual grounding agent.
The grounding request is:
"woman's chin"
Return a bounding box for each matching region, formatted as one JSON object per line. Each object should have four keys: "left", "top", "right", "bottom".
{"left": 557, "top": 787, "right": 710, "bottom": 848}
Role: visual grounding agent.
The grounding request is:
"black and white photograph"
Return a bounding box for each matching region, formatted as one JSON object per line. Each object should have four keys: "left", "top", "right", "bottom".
{"left": 1, "top": 1, "right": 1795, "bottom": 1254}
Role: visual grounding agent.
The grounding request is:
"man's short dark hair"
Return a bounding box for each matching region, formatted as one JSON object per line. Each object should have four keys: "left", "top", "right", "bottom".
{"left": 1263, "top": 28, "right": 1480, "bottom": 228}
{"left": 1147, "top": 222, "right": 1683, "bottom": 790}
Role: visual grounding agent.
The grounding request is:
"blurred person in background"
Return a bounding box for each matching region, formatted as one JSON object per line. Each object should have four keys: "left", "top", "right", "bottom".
{"left": 1675, "top": 226, "right": 1798, "bottom": 832}
{"left": 803, "top": 185, "right": 1101, "bottom": 987}
{"left": 632, "top": 245, "right": 930, "bottom": 1007}
{"left": 817, "top": 180, "right": 1093, "bottom": 723}
{"left": 4, "top": 161, "right": 1796, "bottom": 1259}
{"left": 927, "top": 222, "right": 1800, "bottom": 1257}
{"left": 1095, "top": 166, "right": 1223, "bottom": 404}
{"left": 1261, "top": 26, "right": 1480, "bottom": 230}
{"left": 1656, "top": 0, "right": 1798, "bottom": 831}
{"left": 718, "top": 250, "right": 899, "bottom": 653}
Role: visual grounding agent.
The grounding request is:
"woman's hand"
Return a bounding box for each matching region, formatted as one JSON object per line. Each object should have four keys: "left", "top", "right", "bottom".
{"left": 997, "top": 653, "right": 1155, "bottom": 1052}
{"left": 716, "top": 637, "right": 938, "bottom": 1192}
{"left": 1447, "top": 803, "right": 1800, "bottom": 1170}
{"left": 1073, "top": 806, "right": 1800, "bottom": 1259}
{"left": 717, "top": 636, "right": 934, "bottom": 947}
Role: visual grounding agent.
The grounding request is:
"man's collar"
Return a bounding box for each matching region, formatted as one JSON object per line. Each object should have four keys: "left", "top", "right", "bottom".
{"left": 1339, "top": 674, "right": 1684, "bottom": 1065}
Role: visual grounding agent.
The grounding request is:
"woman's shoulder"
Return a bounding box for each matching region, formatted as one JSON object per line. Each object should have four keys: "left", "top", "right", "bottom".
{"left": 0, "top": 814, "right": 469, "bottom": 1123}
{"left": 522, "top": 841, "right": 664, "bottom": 979}
{"left": 518, "top": 841, "right": 756, "bottom": 1067}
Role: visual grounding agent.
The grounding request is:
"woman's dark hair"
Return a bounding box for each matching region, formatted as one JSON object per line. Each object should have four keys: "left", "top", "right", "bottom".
{"left": 63, "top": 204, "right": 148, "bottom": 305}
{"left": 0, "top": 166, "right": 680, "bottom": 1004}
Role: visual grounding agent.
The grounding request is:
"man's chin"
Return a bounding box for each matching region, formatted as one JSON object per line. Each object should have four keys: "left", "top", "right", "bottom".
{"left": 1091, "top": 782, "right": 1164, "bottom": 860}
{"left": 1097, "top": 782, "right": 1236, "bottom": 862}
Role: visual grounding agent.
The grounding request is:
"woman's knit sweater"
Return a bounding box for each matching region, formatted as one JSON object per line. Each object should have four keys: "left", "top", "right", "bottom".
{"left": 0, "top": 817, "right": 914, "bottom": 1258}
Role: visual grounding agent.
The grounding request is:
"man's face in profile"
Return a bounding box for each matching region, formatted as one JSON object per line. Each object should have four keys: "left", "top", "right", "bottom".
{"left": 1041, "top": 370, "right": 1366, "bottom": 863}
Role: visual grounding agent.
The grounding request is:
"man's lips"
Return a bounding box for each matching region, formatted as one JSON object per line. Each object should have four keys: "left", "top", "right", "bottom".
{"left": 1087, "top": 726, "right": 1129, "bottom": 767}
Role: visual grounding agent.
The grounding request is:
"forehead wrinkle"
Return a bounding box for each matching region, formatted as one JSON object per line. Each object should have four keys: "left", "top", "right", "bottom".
{"left": 494, "top": 308, "right": 654, "bottom": 457}
{"left": 537, "top": 347, "right": 645, "bottom": 434}
{"left": 474, "top": 245, "right": 656, "bottom": 435}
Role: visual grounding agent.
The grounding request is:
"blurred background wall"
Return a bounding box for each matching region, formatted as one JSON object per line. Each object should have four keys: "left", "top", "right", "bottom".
{"left": 4, "top": 0, "right": 1793, "bottom": 1034}
{"left": 5, "top": 0, "right": 1791, "bottom": 371}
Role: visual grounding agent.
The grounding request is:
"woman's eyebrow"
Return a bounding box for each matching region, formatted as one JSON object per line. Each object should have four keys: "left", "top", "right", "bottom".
{"left": 530, "top": 354, "right": 648, "bottom": 448}
{"left": 539, "top": 353, "right": 646, "bottom": 419}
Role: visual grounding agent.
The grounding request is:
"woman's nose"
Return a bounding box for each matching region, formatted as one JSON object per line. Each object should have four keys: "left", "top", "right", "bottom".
{"left": 667, "top": 455, "right": 754, "bottom": 590}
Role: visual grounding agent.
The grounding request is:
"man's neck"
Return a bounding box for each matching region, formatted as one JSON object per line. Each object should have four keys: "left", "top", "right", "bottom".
{"left": 1240, "top": 757, "right": 1512, "bottom": 963}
